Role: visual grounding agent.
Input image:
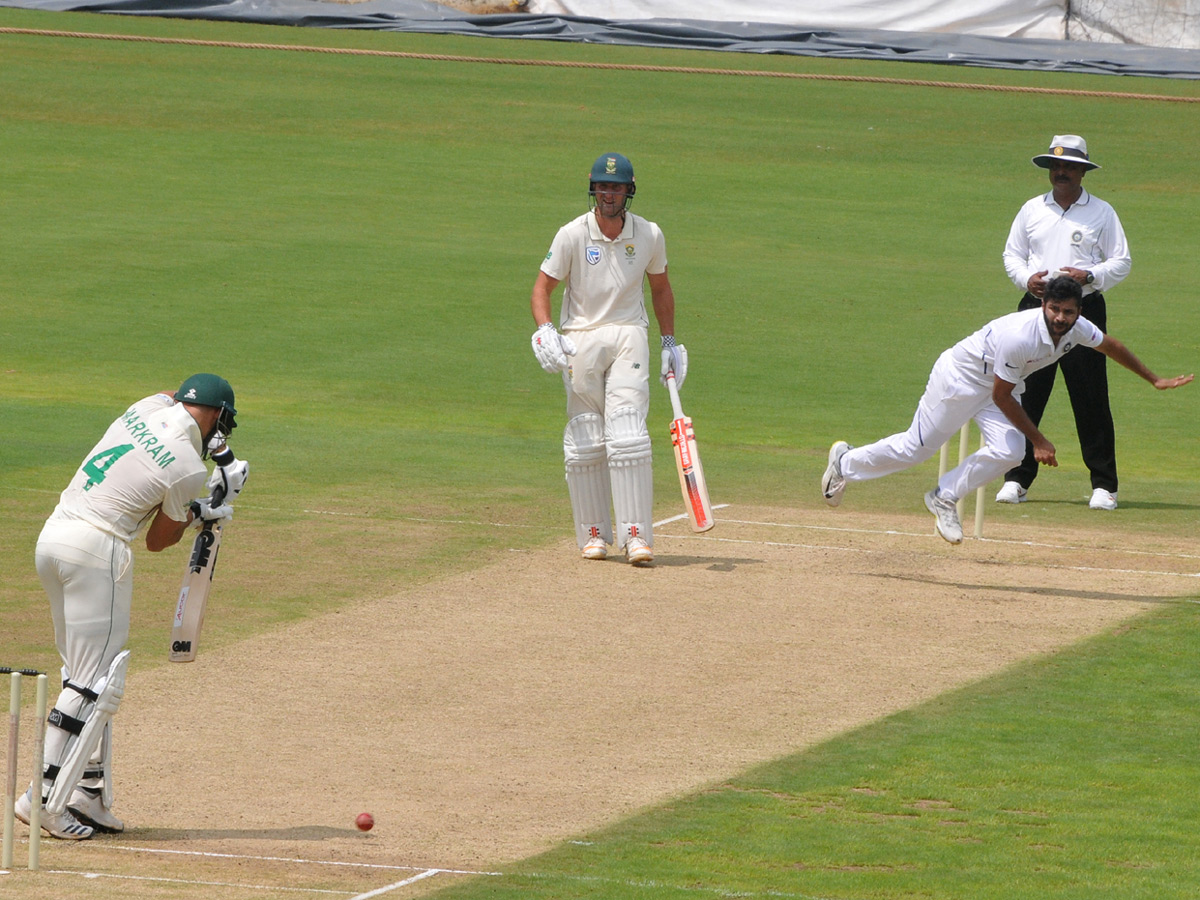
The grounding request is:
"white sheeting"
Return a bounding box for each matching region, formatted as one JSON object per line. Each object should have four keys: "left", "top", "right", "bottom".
{"left": 526, "top": 0, "right": 1067, "bottom": 40}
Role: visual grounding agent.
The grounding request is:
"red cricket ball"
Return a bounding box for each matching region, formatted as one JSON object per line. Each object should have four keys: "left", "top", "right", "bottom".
{"left": 355, "top": 812, "right": 374, "bottom": 832}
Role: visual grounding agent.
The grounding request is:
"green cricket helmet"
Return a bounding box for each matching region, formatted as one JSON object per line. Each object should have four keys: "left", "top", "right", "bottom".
{"left": 588, "top": 152, "right": 636, "bottom": 210}
{"left": 175, "top": 373, "right": 237, "bottom": 436}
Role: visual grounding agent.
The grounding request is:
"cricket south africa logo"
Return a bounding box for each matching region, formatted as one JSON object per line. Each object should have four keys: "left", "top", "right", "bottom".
{"left": 625, "top": 244, "right": 636, "bottom": 258}
{"left": 586, "top": 246, "right": 601, "bottom": 265}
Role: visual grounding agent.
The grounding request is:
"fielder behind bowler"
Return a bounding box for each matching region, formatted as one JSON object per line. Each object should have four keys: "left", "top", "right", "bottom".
{"left": 530, "top": 152, "right": 686, "bottom": 565}
{"left": 821, "top": 277, "right": 1192, "bottom": 543}
{"left": 17, "top": 375, "right": 249, "bottom": 840}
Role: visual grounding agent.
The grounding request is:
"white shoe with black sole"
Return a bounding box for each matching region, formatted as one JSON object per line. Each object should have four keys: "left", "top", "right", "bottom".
{"left": 69, "top": 787, "right": 125, "bottom": 833}
{"left": 822, "top": 441, "right": 852, "bottom": 507}
{"left": 14, "top": 788, "right": 94, "bottom": 840}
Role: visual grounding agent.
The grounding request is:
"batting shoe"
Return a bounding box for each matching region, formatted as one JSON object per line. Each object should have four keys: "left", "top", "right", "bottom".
{"left": 68, "top": 787, "right": 125, "bottom": 833}
{"left": 924, "top": 489, "right": 964, "bottom": 545}
{"left": 995, "top": 481, "right": 1028, "bottom": 504}
{"left": 14, "top": 788, "right": 94, "bottom": 841}
{"left": 821, "top": 441, "right": 852, "bottom": 507}
{"left": 626, "top": 537, "right": 654, "bottom": 566}
{"left": 1089, "top": 488, "right": 1118, "bottom": 510}
{"left": 581, "top": 537, "right": 608, "bottom": 561}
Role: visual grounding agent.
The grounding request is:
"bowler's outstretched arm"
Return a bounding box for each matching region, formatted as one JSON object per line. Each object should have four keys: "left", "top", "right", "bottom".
{"left": 1097, "top": 335, "right": 1194, "bottom": 390}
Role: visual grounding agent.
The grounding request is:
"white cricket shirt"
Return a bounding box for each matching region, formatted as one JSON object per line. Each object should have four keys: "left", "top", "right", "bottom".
{"left": 1003, "top": 189, "right": 1131, "bottom": 294}
{"left": 950, "top": 307, "right": 1105, "bottom": 394}
{"left": 540, "top": 210, "right": 667, "bottom": 331}
{"left": 45, "top": 394, "right": 208, "bottom": 543}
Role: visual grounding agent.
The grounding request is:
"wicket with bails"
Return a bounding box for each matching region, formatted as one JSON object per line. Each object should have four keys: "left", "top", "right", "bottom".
{"left": 2, "top": 667, "right": 48, "bottom": 872}
{"left": 938, "top": 422, "right": 986, "bottom": 539}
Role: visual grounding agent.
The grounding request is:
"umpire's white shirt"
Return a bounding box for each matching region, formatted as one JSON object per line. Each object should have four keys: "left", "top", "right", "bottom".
{"left": 1003, "top": 189, "right": 1131, "bottom": 295}
{"left": 44, "top": 393, "right": 208, "bottom": 545}
{"left": 949, "top": 307, "right": 1105, "bottom": 398}
{"left": 540, "top": 211, "right": 667, "bottom": 331}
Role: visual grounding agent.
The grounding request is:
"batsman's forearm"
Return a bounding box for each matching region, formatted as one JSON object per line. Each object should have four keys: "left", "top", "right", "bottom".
{"left": 531, "top": 272, "right": 559, "bottom": 326}
{"left": 146, "top": 506, "right": 190, "bottom": 552}
{"left": 647, "top": 271, "right": 675, "bottom": 335}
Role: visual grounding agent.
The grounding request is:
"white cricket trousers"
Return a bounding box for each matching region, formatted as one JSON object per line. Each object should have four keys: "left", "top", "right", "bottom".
{"left": 840, "top": 349, "right": 1025, "bottom": 501}
{"left": 35, "top": 519, "right": 133, "bottom": 785}
{"left": 562, "top": 324, "right": 651, "bottom": 419}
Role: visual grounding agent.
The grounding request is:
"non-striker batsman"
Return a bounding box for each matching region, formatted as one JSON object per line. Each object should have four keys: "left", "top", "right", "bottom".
{"left": 530, "top": 152, "right": 686, "bottom": 565}
{"left": 16, "top": 374, "right": 248, "bottom": 840}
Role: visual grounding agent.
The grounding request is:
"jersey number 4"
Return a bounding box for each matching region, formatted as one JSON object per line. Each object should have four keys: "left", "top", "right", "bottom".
{"left": 83, "top": 444, "right": 135, "bottom": 491}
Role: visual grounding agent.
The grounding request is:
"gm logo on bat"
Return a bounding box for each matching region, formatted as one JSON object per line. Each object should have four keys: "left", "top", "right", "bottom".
{"left": 188, "top": 529, "right": 218, "bottom": 574}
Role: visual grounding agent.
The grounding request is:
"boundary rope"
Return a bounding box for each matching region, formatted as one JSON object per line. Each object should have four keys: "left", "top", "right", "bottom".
{"left": 2, "top": 25, "right": 1199, "bottom": 102}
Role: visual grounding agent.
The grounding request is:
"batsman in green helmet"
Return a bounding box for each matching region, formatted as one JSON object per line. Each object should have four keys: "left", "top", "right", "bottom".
{"left": 529, "top": 152, "right": 688, "bottom": 566}
{"left": 21, "top": 375, "right": 249, "bottom": 840}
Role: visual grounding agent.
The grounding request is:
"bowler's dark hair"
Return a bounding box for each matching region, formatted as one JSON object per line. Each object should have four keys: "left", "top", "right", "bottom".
{"left": 1043, "top": 275, "right": 1083, "bottom": 305}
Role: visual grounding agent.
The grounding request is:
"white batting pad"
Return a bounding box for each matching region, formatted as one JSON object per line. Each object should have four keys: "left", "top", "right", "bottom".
{"left": 606, "top": 406, "right": 653, "bottom": 550}
{"left": 99, "top": 720, "right": 114, "bottom": 809}
{"left": 45, "top": 650, "right": 130, "bottom": 815}
{"left": 564, "top": 413, "right": 613, "bottom": 548}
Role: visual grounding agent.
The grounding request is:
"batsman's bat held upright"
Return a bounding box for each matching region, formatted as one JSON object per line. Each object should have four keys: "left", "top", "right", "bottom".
{"left": 168, "top": 486, "right": 225, "bottom": 662}
{"left": 169, "top": 525, "right": 221, "bottom": 661}
{"left": 168, "top": 443, "right": 248, "bottom": 662}
{"left": 666, "top": 371, "right": 714, "bottom": 532}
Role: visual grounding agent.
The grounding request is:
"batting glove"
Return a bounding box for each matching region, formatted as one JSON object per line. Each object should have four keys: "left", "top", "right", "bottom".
{"left": 531, "top": 323, "right": 577, "bottom": 374}
{"left": 206, "top": 457, "right": 249, "bottom": 503}
{"left": 660, "top": 336, "right": 688, "bottom": 389}
{"left": 190, "top": 496, "right": 234, "bottom": 529}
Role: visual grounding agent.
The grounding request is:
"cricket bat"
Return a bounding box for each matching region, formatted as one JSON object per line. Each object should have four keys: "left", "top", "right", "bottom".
{"left": 168, "top": 485, "right": 224, "bottom": 662}
{"left": 666, "top": 372, "right": 715, "bottom": 533}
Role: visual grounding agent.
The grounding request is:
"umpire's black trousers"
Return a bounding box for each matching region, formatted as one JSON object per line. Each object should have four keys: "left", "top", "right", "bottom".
{"left": 1004, "top": 291, "right": 1118, "bottom": 493}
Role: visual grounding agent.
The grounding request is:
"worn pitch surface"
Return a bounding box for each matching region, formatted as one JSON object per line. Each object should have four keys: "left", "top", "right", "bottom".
{"left": 3, "top": 505, "right": 1193, "bottom": 897}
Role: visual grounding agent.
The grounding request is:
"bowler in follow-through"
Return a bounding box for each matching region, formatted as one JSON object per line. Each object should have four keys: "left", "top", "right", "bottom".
{"left": 821, "top": 276, "right": 1192, "bottom": 544}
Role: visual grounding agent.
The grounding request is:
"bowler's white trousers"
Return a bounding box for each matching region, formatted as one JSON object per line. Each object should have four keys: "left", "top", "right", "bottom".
{"left": 840, "top": 349, "right": 1026, "bottom": 502}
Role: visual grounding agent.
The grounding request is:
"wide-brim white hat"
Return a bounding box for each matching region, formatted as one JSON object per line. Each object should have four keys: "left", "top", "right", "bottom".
{"left": 1032, "top": 134, "right": 1101, "bottom": 170}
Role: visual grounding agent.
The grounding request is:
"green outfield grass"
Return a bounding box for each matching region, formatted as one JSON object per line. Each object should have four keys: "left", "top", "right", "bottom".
{"left": 1, "top": 10, "right": 1197, "bottom": 897}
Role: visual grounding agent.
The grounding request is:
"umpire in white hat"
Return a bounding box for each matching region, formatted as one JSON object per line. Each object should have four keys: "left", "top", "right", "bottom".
{"left": 997, "top": 134, "right": 1132, "bottom": 510}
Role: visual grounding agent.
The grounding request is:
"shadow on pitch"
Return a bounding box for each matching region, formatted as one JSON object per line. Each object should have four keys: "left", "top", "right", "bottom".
{"left": 1011, "top": 499, "right": 1200, "bottom": 511}
{"left": 126, "top": 825, "right": 354, "bottom": 842}
{"left": 870, "top": 572, "right": 1182, "bottom": 605}
{"left": 653, "top": 555, "right": 764, "bottom": 571}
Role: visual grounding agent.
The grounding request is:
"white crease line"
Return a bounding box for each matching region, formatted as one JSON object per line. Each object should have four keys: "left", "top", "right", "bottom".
{"left": 300, "top": 509, "right": 542, "bottom": 529}
{"left": 42, "top": 869, "right": 353, "bottom": 894}
{"left": 716, "top": 516, "right": 1200, "bottom": 562}
{"left": 654, "top": 503, "right": 730, "bottom": 528}
{"left": 103, "top": 844, "right": 498, "bottom": 875}
{"left": 655, "top": 531, "right": 923, "bottom": 554}
{"left": 1043, "top": 563, "right": 1200, "bottom": 581}
{"left": 655, "top": 525, "right": 1200, "bottom": 580}
{"left": 349, "top": 868, "right": 441, "bottom": 900}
